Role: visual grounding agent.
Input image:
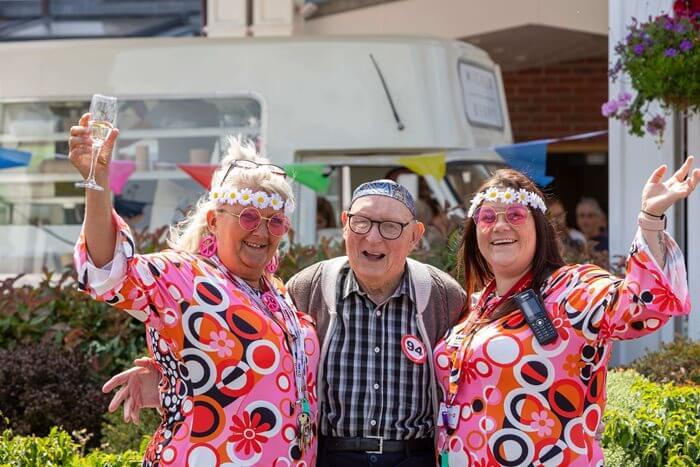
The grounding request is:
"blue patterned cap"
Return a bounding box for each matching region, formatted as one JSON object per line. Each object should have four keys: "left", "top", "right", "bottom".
{"left": 350, "top": 179, "right": 416, "bottom": 216}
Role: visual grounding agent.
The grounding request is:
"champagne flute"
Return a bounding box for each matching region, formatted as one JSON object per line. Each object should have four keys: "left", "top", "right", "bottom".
{"left": 75, "top": 94, "right": 118, "bottom": 191}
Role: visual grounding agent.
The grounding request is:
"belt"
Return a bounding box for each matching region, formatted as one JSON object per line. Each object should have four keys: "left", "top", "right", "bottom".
{"left": 322, "top": 436, "right": 433, "bottom": 454}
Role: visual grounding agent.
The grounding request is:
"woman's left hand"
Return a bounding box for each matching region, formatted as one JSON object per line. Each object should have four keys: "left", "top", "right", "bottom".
{"left": 642, "top": 156, "right": 700, "bottom": 216}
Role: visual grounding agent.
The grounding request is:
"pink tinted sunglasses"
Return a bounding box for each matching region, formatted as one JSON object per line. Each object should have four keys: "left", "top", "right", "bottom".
{"left": 473, "top": 205, "right": 530, "bottom": 228}
{"left": 217, "top": 207, "right": 290, "bottom": 237}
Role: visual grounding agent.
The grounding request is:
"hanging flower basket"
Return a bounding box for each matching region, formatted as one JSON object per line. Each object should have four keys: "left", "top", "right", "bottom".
{"left": 603, "top": 0, "right": 700, "bottom": 143}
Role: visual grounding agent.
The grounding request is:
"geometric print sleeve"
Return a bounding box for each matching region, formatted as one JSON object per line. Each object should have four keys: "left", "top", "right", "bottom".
{"left": 73, "top": 209, "right": 170, "bottom": 322}
{"left": 545, "top": 227, "right": 690, "bottom": 343}
{"left": 602, "top": 228, "right": 690, "bottom": 340}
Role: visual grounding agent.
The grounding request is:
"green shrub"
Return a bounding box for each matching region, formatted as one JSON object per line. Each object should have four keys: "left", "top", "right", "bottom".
{"left": 630, "top": 336, "right": 700, "bottom": 385}
{"left": 0, "top": 227, "right": 168, "bottom": 380}
{"left": 277, "top": 237, "right": 346, "bottom": 282}
{"left": 603, "top": 369, "right": 700, "bottom": 467}
{"left": 100, "top": 409, "right": 160, "bottom": 454}
{"left": 0, "top": 269, "right": 148, "bottom": 380}
{"left": 0, "top": 425, "right": 142, "bottom": 466}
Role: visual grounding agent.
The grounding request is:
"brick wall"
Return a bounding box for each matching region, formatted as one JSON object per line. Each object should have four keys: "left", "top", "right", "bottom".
{"left": 502, "top": 56, "right": 609, "bottom": 143}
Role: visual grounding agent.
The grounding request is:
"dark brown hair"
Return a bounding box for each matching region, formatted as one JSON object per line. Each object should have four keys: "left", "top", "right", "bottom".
{"left": 460, "top": 169, "right": 565, "bottom": 313}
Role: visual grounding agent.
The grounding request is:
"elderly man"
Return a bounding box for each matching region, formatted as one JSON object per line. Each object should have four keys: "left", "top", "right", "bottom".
{"left": 287, "top": 180, "right": 465, "bottom": 466}
{"left": 103, "top": 179, "right": 466, "bottom": 466}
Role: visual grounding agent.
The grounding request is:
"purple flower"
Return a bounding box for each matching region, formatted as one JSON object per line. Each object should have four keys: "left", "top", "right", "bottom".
{"left": 674, "top": 23, "right": 687, "bottom": 34}
{"left": 646, "top": 115, "right": 666, "bottom": 136}
{"left": 665, "top": 47, "right": 679, "bottom": 57}
{"left": 619, "top": 109, "right": 633, "bottom": 124}
{"left": 618, "top": 92, "right": 633, "bottom": 106}
{"left": 664, "top": 20, "right": 675, "bottom": 30}
{"left": 680, "top": 39, "right": 693, "bottom": 52}
{"left": 609, "top": 60, "right": 623, "bottom": 80}
{"left": 633, "top": 43, "right": 645, "bottom": 55}
{"left": 601, "top": 100, "right": 620, "bottom": 117}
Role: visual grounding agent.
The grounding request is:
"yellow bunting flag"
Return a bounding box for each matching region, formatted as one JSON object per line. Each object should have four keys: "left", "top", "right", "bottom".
{"left": 397, "top": 152, "right": 446, "bottom": 179}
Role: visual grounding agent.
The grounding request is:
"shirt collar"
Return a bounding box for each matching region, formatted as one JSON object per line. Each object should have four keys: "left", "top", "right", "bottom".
{"left": 342, "top": 263, "right": 414, "bottom": 303}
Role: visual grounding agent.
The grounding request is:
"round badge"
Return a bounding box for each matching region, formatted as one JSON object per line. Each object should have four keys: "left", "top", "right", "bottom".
{"left": 401, "top": 335, "right": 427, "bottom": 364}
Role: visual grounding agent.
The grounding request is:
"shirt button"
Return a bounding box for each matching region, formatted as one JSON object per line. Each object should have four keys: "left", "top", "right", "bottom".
{"left": 373, "top": 383, "right": 380, "bottom": 390}
{"left": 370, "top": 419, "right": 377, "bottom": 426}
{"left": 375, "top": 310, "right": 381, "bottom": 317}
{"left": 374, "top": 346, "right": 380, "bottom": 353}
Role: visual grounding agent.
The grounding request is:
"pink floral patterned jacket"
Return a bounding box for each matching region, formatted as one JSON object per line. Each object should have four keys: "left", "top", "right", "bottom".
{"left": 75, "top": 212, "right": 319, "bottom": 466}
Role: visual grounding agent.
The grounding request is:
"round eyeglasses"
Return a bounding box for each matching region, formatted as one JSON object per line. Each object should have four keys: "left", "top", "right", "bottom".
{"left": 346, "top": 213, "right": 412, "bottom": 240}
{"left": 473, "top": 205, "right": 530, "bottom": 228}
{"left": 217, "top": 207, "right": 290, "bottom": 237}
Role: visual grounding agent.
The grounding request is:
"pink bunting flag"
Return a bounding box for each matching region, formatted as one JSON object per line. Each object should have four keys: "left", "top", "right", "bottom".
{"left": 109, "top": 160, "right": 136, "bottom": 195}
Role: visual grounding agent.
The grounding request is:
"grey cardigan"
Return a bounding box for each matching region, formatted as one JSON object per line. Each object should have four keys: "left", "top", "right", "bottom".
{"left": 286, "top": 256, "right": 466, "bottom": 425}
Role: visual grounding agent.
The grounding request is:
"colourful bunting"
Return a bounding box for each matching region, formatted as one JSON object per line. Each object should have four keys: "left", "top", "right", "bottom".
{"left": 0, "top": 147, "right": 31, "bottom": 169}
{"left": 495, "top": 140, "right": 553, "bottom": 187}
{"left": 109, "top": 160, "right": 136, "bottom": 195}
{"left": 284, "top": 163, "right": 331, "bottom": 193}
{"left": 177, "top": 163, "right": 217, "bottom": 190}
{"left": 397, "top": 152, "right": 446, "bottom": 179}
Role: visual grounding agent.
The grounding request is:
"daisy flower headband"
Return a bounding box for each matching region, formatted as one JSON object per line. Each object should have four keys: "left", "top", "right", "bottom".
{"left": 467, "top": 187, "right": 547, "bottom": 218}
{"left": 209, "top": 188, "right": 295, "bottom": 216}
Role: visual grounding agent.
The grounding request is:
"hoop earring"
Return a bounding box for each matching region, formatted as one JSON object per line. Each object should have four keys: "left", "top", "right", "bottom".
{"left": 199, "top": 233, "right": 217, "bottom": 258}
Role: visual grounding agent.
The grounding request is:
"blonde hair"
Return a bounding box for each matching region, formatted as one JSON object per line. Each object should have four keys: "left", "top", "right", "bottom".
{"left": 167, "top": 137, "right": 295, "bottom": 253}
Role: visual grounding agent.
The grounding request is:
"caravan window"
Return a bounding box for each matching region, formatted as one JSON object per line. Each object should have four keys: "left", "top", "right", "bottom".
{"left": 0, "top": 96, "right": 263, "bottom": 275}
{"left": 445, "top": 161, "right": 504, "bottom": 203}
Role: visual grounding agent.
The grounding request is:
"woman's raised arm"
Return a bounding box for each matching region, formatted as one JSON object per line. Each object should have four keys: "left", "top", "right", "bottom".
{"left": 639, "top": 155, "right": 700, "bottom": 269}
{"left": 69, "top": 112, "right": 120, "bottom": 267}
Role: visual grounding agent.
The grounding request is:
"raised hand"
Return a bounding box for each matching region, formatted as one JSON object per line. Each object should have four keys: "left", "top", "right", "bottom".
{"left": 642, "top": 156, "right": 700, "bottom": 216}
{"left": 102, "top": 357, "right": 161, "bottom": 424}
{"left": 68, "top": 112, "right": 119, "bottom": 188}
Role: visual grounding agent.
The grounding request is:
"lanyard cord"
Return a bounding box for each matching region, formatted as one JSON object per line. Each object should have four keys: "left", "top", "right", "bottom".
{"left": 446, "top": 271, "right": 534, "bottom": 405}
{"left": 211, "top": 256, "right": 310, "bottom": 411}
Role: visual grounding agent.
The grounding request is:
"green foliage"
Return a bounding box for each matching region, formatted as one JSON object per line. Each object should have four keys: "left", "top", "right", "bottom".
{"left": 277, "top": 237, "right": 346, "bottom": 282}
{"left": 630, "top": 336, "right": 700, "bottom": 385}
{"left": 603, "top": 369, "right": 700, "bottom": 467}
{"left": 0, "top": 270, "right": 146, "bottom": 379}
{"left": 0, "top": 225, "right": 169, "bottom": 378}
{"left": 607, "top": 12, "right": 700, "bottom": 142}
{"left": 411, "top": 221, "right": 464, "bottom": 282}
{"left": 100, "top": 410, "right": 160, "bottom": 454}
{"left": 0, "top": 425, "right": 142, "bottom": 466}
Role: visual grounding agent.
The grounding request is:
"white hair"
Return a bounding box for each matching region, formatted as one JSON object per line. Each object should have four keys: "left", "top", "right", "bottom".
{"left": 167, "top": 136, "right": 295, "bottom": 253}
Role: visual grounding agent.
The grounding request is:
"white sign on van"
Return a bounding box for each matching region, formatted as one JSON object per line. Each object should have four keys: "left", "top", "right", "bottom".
{"left": 459, "top": 62, "right": 504, "bottom": 129}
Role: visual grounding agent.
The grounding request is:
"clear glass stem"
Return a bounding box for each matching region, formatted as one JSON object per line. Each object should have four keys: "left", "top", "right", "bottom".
{"left": 76, "top": 143, "right": 104, "bottom": 190}
{"left": 86, "top": 143, "right": 101, "bottom": 184}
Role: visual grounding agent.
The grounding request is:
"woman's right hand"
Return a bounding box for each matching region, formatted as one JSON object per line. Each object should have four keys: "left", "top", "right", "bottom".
{"left": 102, "top": 357, "right": 161, "bottom": 424}
{"left": 68, "top": 112, "right": 119, "bottom": 187}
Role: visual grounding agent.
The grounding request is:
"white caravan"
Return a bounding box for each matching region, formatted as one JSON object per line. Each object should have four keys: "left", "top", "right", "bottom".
{"left": 0, "top": 35, "right": 511, "bottom": 274}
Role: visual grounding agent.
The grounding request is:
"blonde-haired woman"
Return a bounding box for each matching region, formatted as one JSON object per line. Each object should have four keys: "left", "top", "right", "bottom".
{"left": 69, "top": 113, "right": 319, "bottom": 466}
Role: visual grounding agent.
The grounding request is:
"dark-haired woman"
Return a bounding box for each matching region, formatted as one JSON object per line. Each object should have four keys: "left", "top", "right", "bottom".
{"left": 433, "top": 159, "right": 699, "bottom": 466}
